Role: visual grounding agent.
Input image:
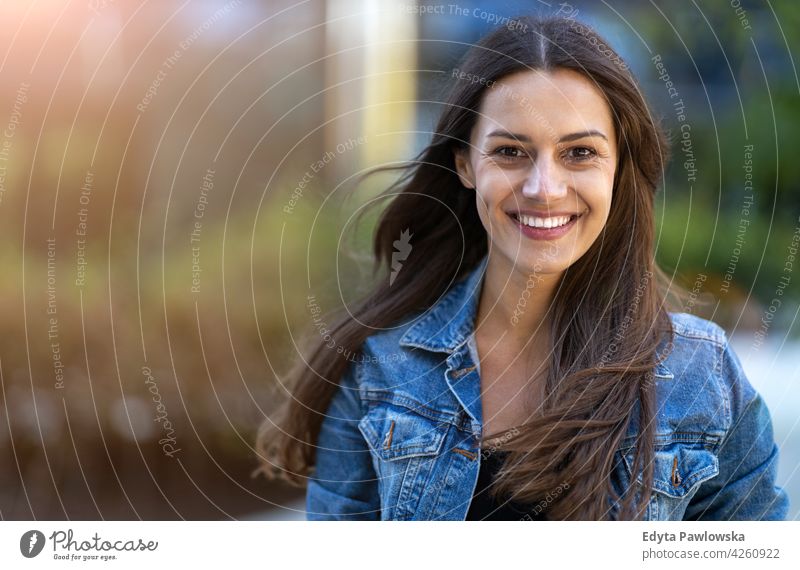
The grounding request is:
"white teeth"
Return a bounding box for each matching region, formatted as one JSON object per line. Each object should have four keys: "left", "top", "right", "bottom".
{"left": 517, "top": 214, "right": 572, "bottom": 228}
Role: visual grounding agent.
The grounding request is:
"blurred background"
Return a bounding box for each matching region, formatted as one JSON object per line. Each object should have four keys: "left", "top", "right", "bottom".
{"left": 0, "top": 0, "right": 797, "bottom": 520}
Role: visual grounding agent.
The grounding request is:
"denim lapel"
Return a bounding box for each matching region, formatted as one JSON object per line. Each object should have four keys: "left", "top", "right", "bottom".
{"left": 398, "top": 255, "right": 488, "bottom": 434}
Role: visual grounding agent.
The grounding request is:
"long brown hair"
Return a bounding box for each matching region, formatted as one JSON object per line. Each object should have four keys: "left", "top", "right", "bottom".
{"left": 256, "top": 15, "right": 683, "bottom": 520}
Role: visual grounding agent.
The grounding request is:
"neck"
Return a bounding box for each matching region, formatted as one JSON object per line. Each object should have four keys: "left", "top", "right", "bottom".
{"left": 474, "top": 253, "right": 562, "bottom": 348}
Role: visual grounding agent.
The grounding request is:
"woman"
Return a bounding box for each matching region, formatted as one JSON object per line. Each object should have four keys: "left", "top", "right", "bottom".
{"left": 256, "top": 15, "right": 789, "bottom": 521}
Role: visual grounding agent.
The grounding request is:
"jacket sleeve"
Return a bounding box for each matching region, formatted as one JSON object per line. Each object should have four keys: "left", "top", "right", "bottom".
{"left": 684, "top": 337, "right": 789, "bottom": 520}
{"left": 305, "top": 359, "right": 381, "bottom": 520}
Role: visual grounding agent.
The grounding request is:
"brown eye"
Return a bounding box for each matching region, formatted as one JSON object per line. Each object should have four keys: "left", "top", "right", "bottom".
{"left": 567, "top": 147, "right": 597, "bottom": 160}
{"left": 494, "top": 146, "right": 525, "bottom": 160}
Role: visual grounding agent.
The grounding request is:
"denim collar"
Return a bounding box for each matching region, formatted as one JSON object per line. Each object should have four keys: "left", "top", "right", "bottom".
{"left": 398, "top": 254, "right": 489, "bottom": 354}
{"left": 397, "top": 253, "right": 673, "bottom": 379}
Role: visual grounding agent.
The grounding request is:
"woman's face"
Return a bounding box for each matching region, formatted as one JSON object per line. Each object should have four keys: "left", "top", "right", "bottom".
{"left": 453, "top": 68, "right": 618, "bottom": 279}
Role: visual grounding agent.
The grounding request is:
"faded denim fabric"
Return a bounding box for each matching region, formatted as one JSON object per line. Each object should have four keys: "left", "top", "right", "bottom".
{"left": 305, "top": 255, "right": 789, "bottom": 520}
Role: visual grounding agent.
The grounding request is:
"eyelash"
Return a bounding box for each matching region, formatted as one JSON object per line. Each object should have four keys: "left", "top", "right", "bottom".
{"left": 492, "top": 145, "right": 598, "bottom": 162}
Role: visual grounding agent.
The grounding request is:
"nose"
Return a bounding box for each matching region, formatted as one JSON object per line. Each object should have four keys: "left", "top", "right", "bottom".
{"left": 521, "top": 157, "right": 567, "bottom": 200}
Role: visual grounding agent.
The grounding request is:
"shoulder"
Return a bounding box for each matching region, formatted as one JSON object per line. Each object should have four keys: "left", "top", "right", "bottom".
{"left": 667, "top": 311, "right": 726, "bottom": 345}
{"left": 660, "top": 311, "right": 758, "bottom": 437}
{"left": 661, "top": 312, "right": 728, "bottom": 374}
{"left": 658, "top": 312, "right": 728, "bottom": 393}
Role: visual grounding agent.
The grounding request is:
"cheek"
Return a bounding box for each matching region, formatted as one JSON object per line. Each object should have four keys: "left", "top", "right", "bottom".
{"left": 474, "top": 167, "right": 521, "bottom": 222}
{"left": 474, "top": 161, "right": 521, "bottom": 194}
{"left": 578, "top": 169, "right": 614, "bottom": 211}
{"left": 473, "top": 168, "right": 506, "bottom": 216}
{"left": 579, "top": 178, "right": 614, "bottom": 237}
{"left": 473, "top": 191, "right": 496, "bottom": 236}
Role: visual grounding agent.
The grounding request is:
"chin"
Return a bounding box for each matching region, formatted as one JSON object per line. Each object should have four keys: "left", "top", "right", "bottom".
{"left": 505, "top": 252, "right": 569, "bottom": 276}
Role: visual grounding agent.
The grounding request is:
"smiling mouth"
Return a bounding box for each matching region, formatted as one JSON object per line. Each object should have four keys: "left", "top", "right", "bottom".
{"left": 507, "top": 212, "right": 581, "bottom": 229}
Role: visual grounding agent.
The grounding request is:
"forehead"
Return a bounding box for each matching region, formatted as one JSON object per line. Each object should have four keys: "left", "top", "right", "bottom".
{"left": 475, "top": 68, "right": 614, "bottom": 140}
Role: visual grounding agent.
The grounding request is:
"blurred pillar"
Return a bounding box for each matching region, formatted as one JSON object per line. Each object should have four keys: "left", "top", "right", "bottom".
{"left": 323, "top": 0, "right": 417, "bottom": 186}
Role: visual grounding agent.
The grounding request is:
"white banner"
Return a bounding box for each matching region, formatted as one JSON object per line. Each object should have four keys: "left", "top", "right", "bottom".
{"left": 1, "top": 521, "right": 799, "bottom": 568}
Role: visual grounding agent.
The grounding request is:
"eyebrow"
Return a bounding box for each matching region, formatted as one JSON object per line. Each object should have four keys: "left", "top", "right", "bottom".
{"left": 485, "top": 128, "right": 608, "bottom": 143}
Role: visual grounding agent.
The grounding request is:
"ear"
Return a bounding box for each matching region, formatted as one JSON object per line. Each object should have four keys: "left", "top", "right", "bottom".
{"left": 453, "top": 147, "right": 476, "bottom": 189}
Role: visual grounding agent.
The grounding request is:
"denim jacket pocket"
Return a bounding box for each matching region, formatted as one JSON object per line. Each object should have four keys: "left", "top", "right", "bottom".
{"left": 622, "top": 444, "right": 719, "bottom": 520}
{"left": 357, "top": 394, "right": 452, "bottom": 519}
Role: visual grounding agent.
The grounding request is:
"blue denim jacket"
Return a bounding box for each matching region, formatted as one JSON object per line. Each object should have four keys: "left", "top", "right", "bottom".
{"left": 306, "top": 256, "right": 789, "bottom": 520}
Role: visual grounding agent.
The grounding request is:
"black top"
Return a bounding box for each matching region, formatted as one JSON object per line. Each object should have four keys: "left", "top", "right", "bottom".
{"left": 465, "top": 451, "right": 547, "bottom": 521}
